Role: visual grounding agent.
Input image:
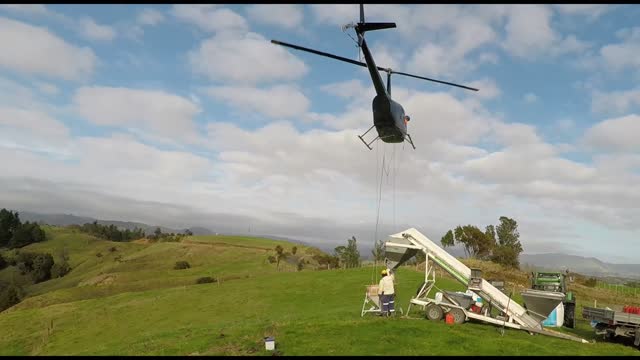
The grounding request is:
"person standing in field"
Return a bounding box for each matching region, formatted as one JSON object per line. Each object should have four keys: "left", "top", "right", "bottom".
{"left": 378, "top": 269, "right": 395, "bottom": 317}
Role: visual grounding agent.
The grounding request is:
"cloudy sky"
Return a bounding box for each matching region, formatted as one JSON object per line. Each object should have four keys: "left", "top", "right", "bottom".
{"left": 1, "top": 4, "right": 639, "bottom": 263}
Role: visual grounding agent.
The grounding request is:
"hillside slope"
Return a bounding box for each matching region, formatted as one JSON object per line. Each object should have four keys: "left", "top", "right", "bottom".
{"left": 0, "top": 228, "right": 638, "bottom": 355}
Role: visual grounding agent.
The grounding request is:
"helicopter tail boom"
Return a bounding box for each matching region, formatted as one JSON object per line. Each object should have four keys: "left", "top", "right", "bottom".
{"left": 357, "top": 22, "right": 396, "bottom": 34}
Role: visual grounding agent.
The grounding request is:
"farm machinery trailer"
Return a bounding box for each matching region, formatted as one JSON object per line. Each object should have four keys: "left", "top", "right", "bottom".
{"left": 582, "top": 306, "right": 640, "bottom": 348}
{"left": 383, "top": 228, "right": 588, "bottom": 344}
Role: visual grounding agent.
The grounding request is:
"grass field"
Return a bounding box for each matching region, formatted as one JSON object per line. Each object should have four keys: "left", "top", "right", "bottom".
{"left": 0, "top": 227, "right": 638, "bottom": 356}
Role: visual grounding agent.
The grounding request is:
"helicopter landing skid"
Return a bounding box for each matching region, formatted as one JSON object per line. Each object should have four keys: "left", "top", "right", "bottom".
{"left": 405, "top": 133, "right": 416, "bottom": 150}
{"left": 357, "top": 125, "right": 378, "bottom": 150}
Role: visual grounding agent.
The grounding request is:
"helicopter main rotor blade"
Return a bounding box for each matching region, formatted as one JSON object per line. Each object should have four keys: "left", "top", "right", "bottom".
{"left": 271, "top": 39, "right": 384, "bottom": 70}
{"left": 271, "top": 39, "right": 479, "bottom": 92}
{"left": 392, "top": 71, "right": 479, "bottom": 92}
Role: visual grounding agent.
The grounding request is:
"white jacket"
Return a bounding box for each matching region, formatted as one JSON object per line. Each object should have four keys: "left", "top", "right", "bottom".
{"left": 378, "top": 275, "right": 395, "bottom": 295}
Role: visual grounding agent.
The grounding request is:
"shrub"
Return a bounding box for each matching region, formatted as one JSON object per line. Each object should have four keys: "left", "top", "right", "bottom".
{"left": 585, "top": 277, "right": 597, "bottom": 287}
{"left": 267, "top": 256, "right": 276, "bottom": 264}
{"left": 0, "top": 284, "right": 22, "bottom": 312}
{"left": 0, "top": 254, "right": 6, "bottom": 270}
{"left": 96, "top": 252, "right": 103, "bottom": 258}
{"left": 174, "top": 261, "right": 190, "bottom": 270}
{"left": 196, "top": 276, "right": 216, "bottom": 284}
{"left": 108, "top": 247, "right": 117, "bottom": 253}
{"left": 51, "top": 262, "right": 71, "bottom": 279}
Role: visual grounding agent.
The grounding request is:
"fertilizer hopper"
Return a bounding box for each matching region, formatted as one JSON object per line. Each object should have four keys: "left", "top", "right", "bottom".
{"left": 384, "top": 235, "right": 418, "bottom": 271}
{"left": 520, "top": 289, "right": 566, "bottom": 323}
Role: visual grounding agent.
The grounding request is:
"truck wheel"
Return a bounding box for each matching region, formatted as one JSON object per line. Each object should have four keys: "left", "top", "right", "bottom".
{"left": 564, "top": 302, "right": 575, "bottom": 328}
{"left": 425, "top": 304, "right": 443, "bottom": 321}
{"left": 449, "top": 308, "right": 466, "bottom": 324}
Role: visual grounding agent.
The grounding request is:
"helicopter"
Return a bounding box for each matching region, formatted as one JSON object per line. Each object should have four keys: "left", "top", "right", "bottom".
{"left": 271, "top": 4, "right": 479, "bottom": 150}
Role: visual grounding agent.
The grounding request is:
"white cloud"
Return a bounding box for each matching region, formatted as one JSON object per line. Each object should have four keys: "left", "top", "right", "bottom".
{"left": 205, "top": 84, "right": 310, "bottom": 119}
{"left": 553, "top": 4, "right": 613, "bottom": 19}
{"left": 466, "top": 78, "right": 501, "bottom": 100}
{"left": 524, "top": 93, "right": 538, "bottom": 103}
{"left": 592, "top": 88, "right": 640, "bottom": 115}
{"left": 0, "top": 106, "right": 71, "bottom": 158}
{"left": 172, "top": 4, "right": 247, "bottom": 34}
{"left": 78, "top": 17, "right": 116, "bottom": 42}
{"left": 36, "top": 82, "right": 60, "bottom": 96}
{"left": 309, "top": 4, "right": 357, "bottom": 26}
{"left": 0, "top": 17, "right": 96, "bottom": 81}
{"left": 246, "top": 5, "right": 303, "bottom": 29}
{"left": 600, "top": 41, "right": 640, "bottom": 72}
{"left": 407, "top": 43, "right": 475, "bottom": 78}
{"left": 583, "top": 114, "right": 640, "bottom": 152}
{"left": 0, "top": 4, "right": 49, "bottom": 16}
{"left": 503, "top": 5, "right": 556, "bottom": 58}
{"left": 0, "top": 106, "right": 69, "bottom": 140}
{"left": 72, "top": 86, "right": 201, "bottom": 141}
{"left": 188, "top": 32, "right": 308, "bottom": 84}
{"left": 137, "top": 8, "right": 165, "bottom": 26}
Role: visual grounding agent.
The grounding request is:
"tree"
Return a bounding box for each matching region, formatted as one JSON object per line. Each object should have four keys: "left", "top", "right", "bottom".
{"left": 0, "top": 284, "right": 22, "bottom": 312}
{"left": 31, "top": 253, "right": 54, "bottom": 283}
{"left": 491, "top": 216, "right": 523, "bottom": 268}
{"left": 371, "top": 239, "right": 385, "bottom": 262}
{"left": 450, "top": 225, "right": 493, "bottom": 259}
{"left": 441, "top": 230, "right": 455, "bottom": 248}
{"left": 51, "top": 262, "right": 71, "bottom": 279}
{"left": 274, "top": 245, "right": 286, "bottom": 271}
{"left": 153, "top": 227, "right": 162, "bottom": 240}
{"left": 291, "top": 246, "right": 297, "bottom": 255}
{"left": 496, "top": 217, "right": 521, "bottom": 250}
{"left": 335, "top": 236, "right": 360, "bottom": 268}
{"left": 333, "top": 245, "right": 347, "bottom": 267}
{"left": 7, "top": 222, "right": 46, "bottom": 249}
{"left": 0, "top": 209, "right": 21, "bottom": 248}
{"left": 184, "top": 229, "right": 193, "bottom": 236}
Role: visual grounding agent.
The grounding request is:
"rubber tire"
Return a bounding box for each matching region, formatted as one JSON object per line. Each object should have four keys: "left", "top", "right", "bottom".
{"left": 449, "top": 308, "right": 466, "bottom": 324}
{"left": 425, "top": 304, "right": 444, "bottom": 321}
{"left": 563, "top": 302, "right": 575, "bottom": 329}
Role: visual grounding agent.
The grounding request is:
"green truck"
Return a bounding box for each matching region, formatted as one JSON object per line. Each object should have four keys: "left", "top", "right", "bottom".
{"left": 530, "top": 271, "right": 576, "bottom": 328}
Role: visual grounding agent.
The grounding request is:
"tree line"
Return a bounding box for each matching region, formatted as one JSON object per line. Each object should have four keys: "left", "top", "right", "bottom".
{"left": 266, "top": 237, "right": 362, "bottom": 271}
{"left": 70, "top": 222, "right": 192, "bottom": 243}
{"left": 0, "top": 209, "right": 46, "bottom": 249}
{"left": 69, "top": 221, "right": 146, "bottom": 242}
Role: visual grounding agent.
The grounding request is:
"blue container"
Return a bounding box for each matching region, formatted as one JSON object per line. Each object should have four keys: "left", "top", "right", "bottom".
{"left": 542, "top": 308, "right": 557, "bottom": 327}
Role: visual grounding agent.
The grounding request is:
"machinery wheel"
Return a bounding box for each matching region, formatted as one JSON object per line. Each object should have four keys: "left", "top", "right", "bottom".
{"left": 449, "top": 308, "right": 466, "bottom": 324}
{"left": 563, "top": 302, "right": 575, "bottom": 329}
{"left": 425, "top": 304, "right": 444, "bottom": 321}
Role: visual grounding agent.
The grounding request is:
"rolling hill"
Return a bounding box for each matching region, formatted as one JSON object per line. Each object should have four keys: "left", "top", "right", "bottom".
{"left": 0, "top": 226, "right": 638, "bottom": 355}
{"left": 521, "top": 253, "right": 640, "bottom": 280}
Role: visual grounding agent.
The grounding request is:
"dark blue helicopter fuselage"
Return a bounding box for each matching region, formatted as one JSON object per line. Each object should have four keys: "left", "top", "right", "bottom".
{"left": 372, "top": 95, "right": 406, "bottom": 143}
{"left": 358, "top": 27, "right": 407, "bottom": 144}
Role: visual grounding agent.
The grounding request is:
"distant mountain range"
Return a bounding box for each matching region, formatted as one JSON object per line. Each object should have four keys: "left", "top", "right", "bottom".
{"left": 520, "top": 253, "right": 640, "bottom": 280}
{"left": 17, "top": 211, "right": 214, "bottom": 236}
{"left": 16, "top": 211, "right": 316, "bottom": 248}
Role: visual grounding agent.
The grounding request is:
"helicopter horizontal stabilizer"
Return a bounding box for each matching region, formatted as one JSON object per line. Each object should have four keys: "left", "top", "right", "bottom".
{"left": 357, "top": 22, "right": 396, "bottom": 33}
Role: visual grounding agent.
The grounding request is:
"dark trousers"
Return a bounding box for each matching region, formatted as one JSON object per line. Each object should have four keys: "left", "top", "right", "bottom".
{"left": 380, "top": 294, "right": 395, "bottom": 316}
